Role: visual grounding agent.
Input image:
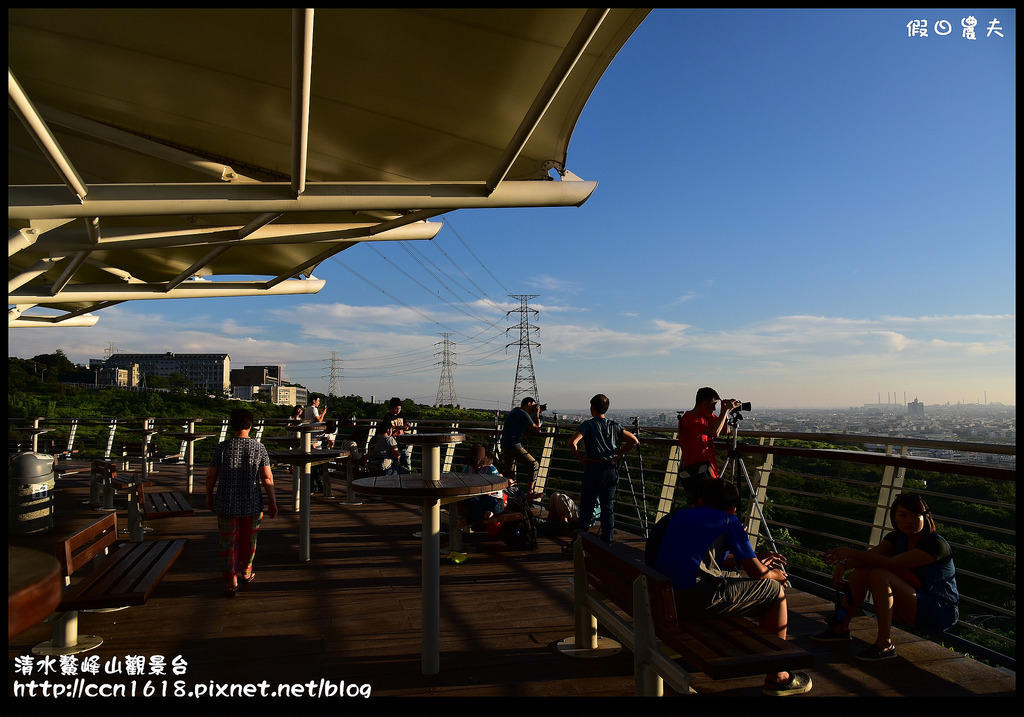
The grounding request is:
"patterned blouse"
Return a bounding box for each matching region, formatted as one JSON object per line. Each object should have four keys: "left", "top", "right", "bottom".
{"left": 210, "top": 437, "right": 271, "bottom": 517}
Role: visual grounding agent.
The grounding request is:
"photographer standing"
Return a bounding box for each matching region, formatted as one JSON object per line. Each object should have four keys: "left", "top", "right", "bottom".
{"left": 678, "top": 387, "right": 741, "bottom": 505}
{"left": 570, "top": 393, "right": 638, "bottom": 543}
{"left": 499, "top": 396, "right": 543, "bottom": 498}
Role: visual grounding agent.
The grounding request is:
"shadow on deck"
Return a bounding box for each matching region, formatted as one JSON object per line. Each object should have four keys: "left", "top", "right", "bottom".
{"left": 8, "top": 461, "right": 1015, "bottom": 713}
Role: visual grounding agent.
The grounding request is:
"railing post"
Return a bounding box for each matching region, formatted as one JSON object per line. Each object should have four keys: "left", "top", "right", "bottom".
{"left": 442, "top": 421, "right": 458, "bottom": 472}
{"left": 65, "top": 419, "right": 78, "bottom": 456}
{"left": 655, "top": 436, "right": 682, "bottom": 521}
{"left": 744, "top": 438, "right": 776, "bottom": 545}
{"left": 103, "top": 418, "right": 118, "bottom": 460}
{"left": 535, "top": 425, "right": 556, "bottom": 494}
{"left": 633, "top": 575, "right": 664, "bottom": 697}
{"left": 869, "top": 444, "right": 907, "bottom": 546}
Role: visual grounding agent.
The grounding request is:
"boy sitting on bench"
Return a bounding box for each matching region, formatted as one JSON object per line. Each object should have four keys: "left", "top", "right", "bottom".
{"left": 645, "top": 478, "right": 812, "bottom": 697}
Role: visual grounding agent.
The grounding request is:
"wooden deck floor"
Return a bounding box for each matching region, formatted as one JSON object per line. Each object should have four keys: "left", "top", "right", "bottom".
{"left": 8, "top": 460, "right": 1015, "bottom": 711}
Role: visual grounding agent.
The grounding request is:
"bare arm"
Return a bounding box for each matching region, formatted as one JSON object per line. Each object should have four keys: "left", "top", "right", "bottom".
{"left": 740, "top": 556, "right": 788, "bottom": 584}
{"left": 260, "top": 465, "right": 277, "bottom": 518}
{"left": 711, "top": 399, "right": 741, "bottom": 437}
{"left": 616, "top": 430, "right": 640, "bottom": 460}
{"left": 569, "top": 431, "right": 586, "bottom": 463}
{"left": 205, "top": 466, "right": 218, "bottom": 511}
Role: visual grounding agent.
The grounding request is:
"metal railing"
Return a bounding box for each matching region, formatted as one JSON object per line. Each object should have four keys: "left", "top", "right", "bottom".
{"left": 9, "top": 414, "right": 1016, "bottom": 667}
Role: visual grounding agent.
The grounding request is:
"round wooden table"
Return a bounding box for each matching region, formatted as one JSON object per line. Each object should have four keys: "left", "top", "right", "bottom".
{"left": 163, "top": 430, "right": 214, "bottom": 493}
{"left": 353, "top": 467, "right": 506, "bottom": 676}
{"left": 9, "top": 546, "right": 62, "bottom": 640}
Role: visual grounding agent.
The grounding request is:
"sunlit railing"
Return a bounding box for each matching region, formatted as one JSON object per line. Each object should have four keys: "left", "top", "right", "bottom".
{"left": 8, "top": 414, "right": 1015, "bottom": 667}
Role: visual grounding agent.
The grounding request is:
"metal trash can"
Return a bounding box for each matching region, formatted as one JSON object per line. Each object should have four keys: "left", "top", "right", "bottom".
{"left": 9, "top": 451, "right": 55, "bottom": 534}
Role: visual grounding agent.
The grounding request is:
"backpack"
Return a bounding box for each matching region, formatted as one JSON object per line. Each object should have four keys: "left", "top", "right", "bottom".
{"left": 500, "top": 485, "right": 538, "bottom": 550}
{"left": 548, "top": 492, "right": 579, "bottom": 527}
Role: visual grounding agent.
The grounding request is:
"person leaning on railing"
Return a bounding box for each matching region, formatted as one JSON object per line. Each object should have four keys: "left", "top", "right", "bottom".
{"left": 812, "top": 493, "right": 960, "bottom": 661}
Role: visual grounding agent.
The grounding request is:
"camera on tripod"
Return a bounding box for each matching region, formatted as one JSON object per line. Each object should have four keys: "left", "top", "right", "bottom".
{"left": 732, "top": 401, "right": 752, "bottom": 412}
{"left": 538, "top": 403, "right": 548, "bottom": 412}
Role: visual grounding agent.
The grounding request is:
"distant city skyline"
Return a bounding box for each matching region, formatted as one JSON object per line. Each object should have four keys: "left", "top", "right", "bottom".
{"left": 7, "top": 10, "right": 1015, "bottom": 410}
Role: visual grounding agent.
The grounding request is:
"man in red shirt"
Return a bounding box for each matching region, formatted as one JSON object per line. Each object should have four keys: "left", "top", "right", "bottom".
{"left": 678, "top": 387, "right": 740, "bottom": 504}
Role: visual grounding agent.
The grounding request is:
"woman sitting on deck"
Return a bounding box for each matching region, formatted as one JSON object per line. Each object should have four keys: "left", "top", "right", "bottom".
{"left": 458, "top": 443, "right": 506, "bottom": 527}
{"left": 813, "top": 493, "right": 959, "bottom": 661}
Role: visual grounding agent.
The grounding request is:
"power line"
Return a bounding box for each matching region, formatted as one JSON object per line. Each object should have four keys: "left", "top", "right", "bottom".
{"left": 443, "top": 218, "right": 510, "bottom": 294}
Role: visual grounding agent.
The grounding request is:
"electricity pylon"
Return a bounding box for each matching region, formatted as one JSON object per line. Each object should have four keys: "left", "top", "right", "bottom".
{"left": 506, "top": 294, "right": 540, "bottom": 409}
{"left": 324, "top": 351, "right": 342, "bottom": 397}
{"left": 434, "top": 333, "right": 457, "bottom": 407}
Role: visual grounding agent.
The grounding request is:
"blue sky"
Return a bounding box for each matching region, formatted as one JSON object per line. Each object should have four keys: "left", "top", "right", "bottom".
{"left": 9, "top": 9, "right": 1016, "bottom": 410}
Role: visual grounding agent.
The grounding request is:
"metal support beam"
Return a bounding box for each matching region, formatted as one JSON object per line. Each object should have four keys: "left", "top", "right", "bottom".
{"left": 10, "top": 314, "right": 100, "bottom": 328}
{"left": 38, "top": 104, "right": 253, "bottom": 183}
{"left": 9, "top": 257, "right": 64, "bottom": 293}
{"left": 9, "top": 228, "right": 39, "bottom": 257}
{"left": 29, "top": 220, "right": 440, "bottom": 253}
{"left": 8, "top": 69, "right": 88, "bottom": 201}
{"left": 292, "top": 9, "right": 315, "bottom": 196}
{"left": 10, "top": 180, "right": 599, "bottom": 220}
{"left": 11, "top": 278, "right": 327, "bottom": 304}
{"left": 485, "top": 8, "right": 609, "bottom": 192}
{"left": 49, "top": 251, "right": 92, "bottom": 296}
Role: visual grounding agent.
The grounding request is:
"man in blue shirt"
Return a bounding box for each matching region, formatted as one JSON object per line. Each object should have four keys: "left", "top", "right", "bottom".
{"left": 499, "top": 397, "right": 543, "bottom": 497}
{"left": 646, "top": 479, "right": 812, "bottom": 696}
{"left": 569, "top": 393, "right": 638, "bottom": 543}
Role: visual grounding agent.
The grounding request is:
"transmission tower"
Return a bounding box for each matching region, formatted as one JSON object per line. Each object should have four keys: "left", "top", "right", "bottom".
{"left": 324, "top": 351, "right": 343, "bottom": 397}
{"left": 434, "top": 333, "right": 458, "bottom": 407}
{"left": 506, "top": 294, "right": 540, "bottom": 409}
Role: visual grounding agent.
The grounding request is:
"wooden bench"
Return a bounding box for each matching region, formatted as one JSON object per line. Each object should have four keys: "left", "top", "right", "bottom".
{"left": 565, "top": 532, "right": 813, "bottom": 696}
{"left": 32, "top": 512, "right": 187, "bottom": 656}
{"left": 88, "top": 459, "right": 153, "bottom": 510}
{"left": 126, "top": 475, "right": 194, "bottom": 541}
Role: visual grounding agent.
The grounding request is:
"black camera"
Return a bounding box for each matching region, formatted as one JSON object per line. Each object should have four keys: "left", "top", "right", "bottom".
{"left": 736, "top": 401, "right": 752, "bottom": 412}
{"left": 538, "top": 403, "right": 548, "bottom": 412}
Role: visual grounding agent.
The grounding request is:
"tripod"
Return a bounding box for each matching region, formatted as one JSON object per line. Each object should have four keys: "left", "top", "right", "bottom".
{"left": 719, "top": 410, "right": 781, "bottom": 555}
{"left": 616, "top": 417, "right": 650, "bottom": 538}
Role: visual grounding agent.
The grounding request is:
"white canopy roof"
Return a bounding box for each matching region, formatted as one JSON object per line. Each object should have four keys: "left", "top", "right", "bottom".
{"left": 9, "top": 8, "right": 649, "bottom": 327}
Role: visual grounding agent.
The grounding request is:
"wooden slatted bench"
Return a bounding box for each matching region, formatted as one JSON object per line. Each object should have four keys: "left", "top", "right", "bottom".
{"left": 32, "top": 512, "right": 187, "bottom": 656}
{"left": 88, "top": 460, "right": 153, "bottom": 510}
{"left": 136, "top": 478, "right": 194, "bottom": 519}
{"left": 565, "top": 532, "right": 813, "bottom": 696}
{"left": 125, "top": 475, "right": 194, "bottom": 541}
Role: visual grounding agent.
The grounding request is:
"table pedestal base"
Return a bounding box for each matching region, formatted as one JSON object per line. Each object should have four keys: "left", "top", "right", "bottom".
{"left": 556, "top": 635, "right": 623, "bottom": 658}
